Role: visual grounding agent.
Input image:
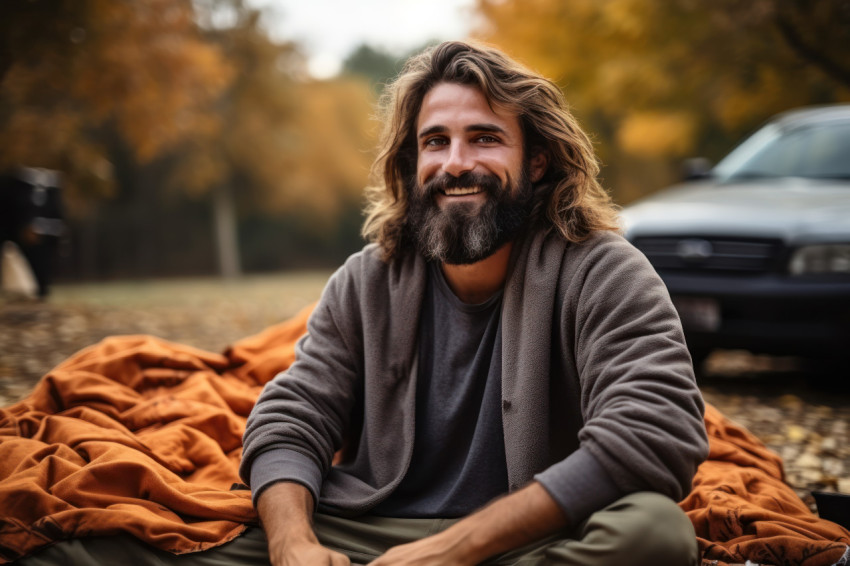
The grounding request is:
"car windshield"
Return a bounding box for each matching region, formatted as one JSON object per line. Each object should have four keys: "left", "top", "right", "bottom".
{"left": 713, "top": 119, "right": 850, "bottom": 182}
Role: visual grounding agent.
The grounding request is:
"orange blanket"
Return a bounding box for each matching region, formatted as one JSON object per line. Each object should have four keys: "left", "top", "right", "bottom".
{"left": 1, "top": 305, "right": 848, "bottom": 565}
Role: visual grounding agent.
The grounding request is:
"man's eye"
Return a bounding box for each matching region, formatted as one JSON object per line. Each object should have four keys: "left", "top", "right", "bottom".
{"left": 476, "top": 135, "right": 499, "bottom": 143}
{"left": 424, "top": 137, "right": 447, "bottom": 147}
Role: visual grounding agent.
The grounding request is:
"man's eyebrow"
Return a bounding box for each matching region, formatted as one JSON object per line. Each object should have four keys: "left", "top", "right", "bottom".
{"left": 417, "top": 123, "right": 507, "bottom": 139}
{"left": 418, "top": 125, "right": 446, "bottom": 139}
{"left": 467, "top": 123, "right": 506, "bottom": 134}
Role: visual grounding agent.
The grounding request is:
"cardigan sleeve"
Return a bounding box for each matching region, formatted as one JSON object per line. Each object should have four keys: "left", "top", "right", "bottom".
{"left": 537, "top": 234, "right": 708, "bottom": 525}
{"left": 239, "top": 254, "right": 365, "bottom": 507}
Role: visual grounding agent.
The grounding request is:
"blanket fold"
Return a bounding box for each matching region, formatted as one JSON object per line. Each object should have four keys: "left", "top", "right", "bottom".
{"left": 0, "top": 304, "right": 847, "bottom": 565}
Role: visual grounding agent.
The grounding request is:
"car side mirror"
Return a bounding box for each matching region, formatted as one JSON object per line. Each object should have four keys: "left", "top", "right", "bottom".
{"left": 682, "top": 157, "right": 712, "bottom": 181}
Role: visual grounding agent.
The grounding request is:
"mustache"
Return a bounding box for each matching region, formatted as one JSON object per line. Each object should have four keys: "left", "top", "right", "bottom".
{"left": 421, "top": 171, "right": 505, "bottom": 197}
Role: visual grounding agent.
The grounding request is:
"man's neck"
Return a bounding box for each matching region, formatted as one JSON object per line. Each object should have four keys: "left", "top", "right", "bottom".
{"left": 440, "top": 243, "right": 513, "bottom": 304}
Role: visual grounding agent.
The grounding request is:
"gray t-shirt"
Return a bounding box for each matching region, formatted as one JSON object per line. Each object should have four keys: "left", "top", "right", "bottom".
{"left": 371, "top": 262, "right": 509, "bottom": 518}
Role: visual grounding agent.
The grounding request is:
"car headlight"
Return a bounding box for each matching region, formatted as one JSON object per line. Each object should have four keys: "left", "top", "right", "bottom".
{"left": 789, "top": 244, "right": 850, "bottom": 275}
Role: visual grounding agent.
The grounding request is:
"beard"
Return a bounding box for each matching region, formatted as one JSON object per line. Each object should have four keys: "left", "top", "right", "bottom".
{"left": 405, "top": 165, "right": 534, "bottom": 265}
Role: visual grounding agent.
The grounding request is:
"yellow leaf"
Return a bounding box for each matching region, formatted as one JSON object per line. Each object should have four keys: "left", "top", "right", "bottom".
{"left": 616, "top": 111, "right": 697, "bottom": 157}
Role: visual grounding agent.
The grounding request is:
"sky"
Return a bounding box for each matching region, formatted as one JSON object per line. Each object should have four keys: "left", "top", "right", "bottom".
{"left": 247, "top": 0, "right": 479, "bottom": 78}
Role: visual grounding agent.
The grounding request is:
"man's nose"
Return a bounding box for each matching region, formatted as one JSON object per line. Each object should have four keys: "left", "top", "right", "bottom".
{"left": 442, "top": 142, "right": 474, "bottom": 178}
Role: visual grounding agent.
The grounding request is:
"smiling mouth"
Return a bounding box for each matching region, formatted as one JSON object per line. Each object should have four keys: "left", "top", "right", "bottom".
{"left": 440, "top": 187, "right": 483, "bottom": 196}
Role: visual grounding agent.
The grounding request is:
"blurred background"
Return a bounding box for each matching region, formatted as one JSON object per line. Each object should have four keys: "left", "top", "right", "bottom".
{"left": 3, "top": 0, "right": 850, "bottom": 512}
{"left": 2, "top": 0, "right": 848, "bottom": 285}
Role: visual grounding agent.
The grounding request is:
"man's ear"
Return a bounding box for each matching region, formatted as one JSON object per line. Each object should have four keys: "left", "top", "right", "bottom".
{"left": 529, "top": 148, "right": 549, "bottom": 183}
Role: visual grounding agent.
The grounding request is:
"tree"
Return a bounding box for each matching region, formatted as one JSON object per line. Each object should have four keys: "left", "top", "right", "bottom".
{"left": 342, "top": 44, "right": 403, "bottom": 92}
{"left": 1, "top": 0, "right": 378, "bottom": 279}
{"left": 0, "top": 0, "right": 232, "bottom": 202}
{"left": 772, "top": 0, "right": 850, "bottom": 88}
{"left": 474, "top": 0, "right": 850, "bottom": 202}
{"left": 170, "top": 15, "right": 377, "bottom": 276}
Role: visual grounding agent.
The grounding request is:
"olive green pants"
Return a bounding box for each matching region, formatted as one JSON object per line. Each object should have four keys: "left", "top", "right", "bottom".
{"left": 17, "top": 492, "right": 699, "bottom": 565}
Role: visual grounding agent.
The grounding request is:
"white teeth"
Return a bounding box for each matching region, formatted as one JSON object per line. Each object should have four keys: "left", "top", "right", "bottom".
{"left": 443, "top": 187, "right": 481, "bottom": 196}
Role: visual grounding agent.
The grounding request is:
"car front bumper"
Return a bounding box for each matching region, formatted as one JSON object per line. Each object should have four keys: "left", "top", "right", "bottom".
{"left": 658, "top": 271, "right": 850, "bottom": 358}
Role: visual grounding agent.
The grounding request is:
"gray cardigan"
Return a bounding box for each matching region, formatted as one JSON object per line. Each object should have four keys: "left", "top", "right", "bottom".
{"left": 240, "top": 229, "right": 709, "bottom": 525}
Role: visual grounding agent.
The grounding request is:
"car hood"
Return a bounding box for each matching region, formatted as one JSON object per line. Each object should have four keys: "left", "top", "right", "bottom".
{"left": 620, "top": 177, "right": 850, "bottom": 244}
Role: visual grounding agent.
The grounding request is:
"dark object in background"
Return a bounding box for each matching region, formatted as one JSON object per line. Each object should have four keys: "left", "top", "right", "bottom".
{"left": 0, "top": 167, "right": 66, "bottom": 298}
{"left": 812, "top": 491, "right": 850, "bottom": 530}
{"left": 621, "top": 104, "right": 850, "bottom": 373}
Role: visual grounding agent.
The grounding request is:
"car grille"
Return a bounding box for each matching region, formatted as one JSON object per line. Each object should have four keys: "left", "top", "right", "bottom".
{"left": 631, "top": 236, "right": 785, "bottom": 273}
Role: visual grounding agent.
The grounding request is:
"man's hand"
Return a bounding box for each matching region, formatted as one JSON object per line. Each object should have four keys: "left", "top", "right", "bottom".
{"left": 370, "top": 482, "right": 567, "bottom": 565}
{"left": 268, "top": 539, "right": 350, "bottom": 566}
{"left": 367, "top": 529, "right": 475, "bottom": 566}
{"left": 258, "top": 481, "right": 351, "bottom": 566}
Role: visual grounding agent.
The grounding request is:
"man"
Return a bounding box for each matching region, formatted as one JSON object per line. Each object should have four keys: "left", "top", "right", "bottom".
{"left": 241, "top": 40, "right": 709, "bottom": 565}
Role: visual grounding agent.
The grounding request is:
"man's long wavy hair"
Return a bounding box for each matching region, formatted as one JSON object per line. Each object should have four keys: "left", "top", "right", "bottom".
{"left": 362, "top": 40, "right": 620, "bottom": 261}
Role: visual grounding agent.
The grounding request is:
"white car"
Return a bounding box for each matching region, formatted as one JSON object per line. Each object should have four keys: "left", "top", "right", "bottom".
{"left": 620, "top": 105, "right": 850, "bottom": 371}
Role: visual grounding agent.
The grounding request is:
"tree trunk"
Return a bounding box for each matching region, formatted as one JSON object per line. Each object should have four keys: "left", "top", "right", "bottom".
{"left": 212, "top": 183, "right": 241, "bottom": 278}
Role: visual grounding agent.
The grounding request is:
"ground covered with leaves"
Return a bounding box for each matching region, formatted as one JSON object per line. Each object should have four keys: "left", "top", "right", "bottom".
{"left": 1, "top": 273, "right": 848, "bottom": 514}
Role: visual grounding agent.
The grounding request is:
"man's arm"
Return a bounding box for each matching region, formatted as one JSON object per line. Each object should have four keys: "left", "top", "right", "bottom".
{"left": 370, "top": 481, "right": 567, "bottom": 566}
{"left": 258, "top": 481, "right": 350, "bottom": 566}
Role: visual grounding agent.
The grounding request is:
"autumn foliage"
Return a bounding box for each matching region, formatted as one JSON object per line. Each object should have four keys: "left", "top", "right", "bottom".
{"left": 0, "top": 0, "right": 375, "bottom": 216}
{"left": 474, "top": 0, "right": 850, "bottom": 202}
{"left": 0, "top": 0, "right": 376, "bottom": 278}
{"left": 2, "top": 0, "right": 849, "bottom": 277}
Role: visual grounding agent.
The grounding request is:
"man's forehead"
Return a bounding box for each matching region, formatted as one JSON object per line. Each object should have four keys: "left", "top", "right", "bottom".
{"left": 416, "top": 82, "right": 520, "bottom": 133}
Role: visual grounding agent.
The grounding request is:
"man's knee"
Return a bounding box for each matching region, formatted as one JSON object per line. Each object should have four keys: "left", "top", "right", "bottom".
{"left": 570, "top": 492, "right": 698, "bottom": 566}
